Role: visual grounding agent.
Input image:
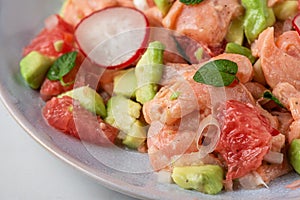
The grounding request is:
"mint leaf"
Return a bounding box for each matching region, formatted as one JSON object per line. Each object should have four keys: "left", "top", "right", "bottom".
{"left": 193, "top": 59, "right": 238, "bottom": 87}
{"left": 263, "top": 91, "right": 285, "bottom": 108}
{"left": 47, "top": 62, "right": 60, "bottom": 81}
{"left": 179, "top": 0, "right": 204, "bottom": 5}
{"left": 47, "top": 51, "right": 78, "bottom": 83}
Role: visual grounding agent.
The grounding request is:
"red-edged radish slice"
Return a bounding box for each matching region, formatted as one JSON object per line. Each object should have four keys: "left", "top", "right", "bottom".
{"left": 292, "top": 13, "right": 300, "bottom": 35}
{"left": 75, "top": 6, "right": 149, "bottom": 69}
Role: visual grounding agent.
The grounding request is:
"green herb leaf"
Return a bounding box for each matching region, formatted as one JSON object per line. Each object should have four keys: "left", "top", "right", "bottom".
{"left": 47, "top": 51, "right": 78, "bottom": 83}
{"left": 193, "top": 59, "right": 238, "bottom": 87}
{"left": 225, "top": 42, "right": 257, "bottom": 64}
{"left": 170, "top": 91, "right": 180, "bottom": 100}
{"left": 263, "top": 91, "right": 285, "bottom": 108}
{"left": 179, "top": 0, "right": 204, "bottom": 5}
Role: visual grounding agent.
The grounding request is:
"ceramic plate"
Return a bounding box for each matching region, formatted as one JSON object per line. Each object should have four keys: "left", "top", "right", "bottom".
{"left": 0, "top": 0, "right": 299, "bottom": 199}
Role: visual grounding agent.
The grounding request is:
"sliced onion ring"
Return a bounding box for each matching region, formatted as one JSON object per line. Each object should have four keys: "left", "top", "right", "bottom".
{"left": 196, "top": 115, "right": 221, "bottom": 158}
{"left": 156, "top": 170, "right": 173, "bottom": 183}
{"left": 263, "top": 151, "right": 284, "bottom": 164}
{"left": 239, "top": 171, "right": 269, "bottom": 189}
{"left": 171, "top": 152, "right": 221, "bottom": 167}
{"left": 133, "top": 0, "right": 150, "bottom": 11}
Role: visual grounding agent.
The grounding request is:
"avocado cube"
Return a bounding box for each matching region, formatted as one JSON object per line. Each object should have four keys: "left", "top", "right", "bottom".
{"left": 113, "top": 68, "right": 137, "bottom": 98}
{"left": 105, "top": 95, "right": 146, "bottom": 149}
{"left": 59, "top": 86, "right": 107, "bottom": 118}
{"left": 154, "top": 0, "right": 174, "bottom": 16}
{"left": 105, "top": 95, "right": 141, "bottom": 131}
{"left": 273, "top": 1, "right": 298, "bottom": 21}
{"left": 122, "top": 120, "right": 147, "bottom": 149}
{"left": 225, "top": 42, "right": 256, "bottom": 64}
{"left": 135, "top": 84, "right": 158, "bottom": 105}
{"left": 20, "top": 51, "right": 55, "bottom": 89}
{"left": 225, "top": 17, "right": 244, "bottom": 45}
{"left": 289, "top": 139, "right": 300, "bottom": 175}
{"left": 135, "top": 41, "right": 165, "bottom": 104}
{"left": 172, "top": 165, "right": 224, "bottom": 195}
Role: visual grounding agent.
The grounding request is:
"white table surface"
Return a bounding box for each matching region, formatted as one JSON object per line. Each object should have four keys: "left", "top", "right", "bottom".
{"left": 0, "top": 100, "right": 138, "bottom": 200}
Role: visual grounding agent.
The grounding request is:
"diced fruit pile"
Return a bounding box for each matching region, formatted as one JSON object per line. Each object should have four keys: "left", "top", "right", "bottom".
{"left": 20, "top": 6, "right": 152, "bottom": 146}
{"left": 19, "top": 0, "right": 300, "bottom": 196}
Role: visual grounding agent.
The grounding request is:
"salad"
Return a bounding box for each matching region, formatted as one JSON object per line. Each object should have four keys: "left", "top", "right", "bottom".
{"left": 19, "top": 0, "right": 300, "bottom": 195}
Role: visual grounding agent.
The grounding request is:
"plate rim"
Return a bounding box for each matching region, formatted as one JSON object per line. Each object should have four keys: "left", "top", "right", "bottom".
{"left": 0, "top": 84, "right": 153, "bottom": 200}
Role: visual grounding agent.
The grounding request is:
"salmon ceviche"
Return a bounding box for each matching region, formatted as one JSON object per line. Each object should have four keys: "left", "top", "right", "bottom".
{"left": 19, "top": 0, "right": 300, "bottom": 195}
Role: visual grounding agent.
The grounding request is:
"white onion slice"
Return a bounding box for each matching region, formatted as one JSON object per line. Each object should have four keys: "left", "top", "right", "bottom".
{"left": 45, "top": 15, "right": 60, "bottom": 30}
{"left": 196, "top": 115, "right": 221, "bottom": 158}
{"left": 171, "top": 152, "right": 204, "bottom": 167}
{"left": 239, "top": 171, "right": 269, "bottom": 189}
{"left": 263, "top": 151, "right": 284, "bottom": 164}
{"left": 133, "top": 0, "right": 150, "bottom": 11}
{"left": 156, "top": 170, "right": 173, "bottom": 183}
{"left": 171, "top": 152, "right": 221, "bottom": 167}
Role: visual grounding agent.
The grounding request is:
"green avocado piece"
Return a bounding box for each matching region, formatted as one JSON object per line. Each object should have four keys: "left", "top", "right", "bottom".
{"left": 20, "top": 51, "right": 55, "bottom": 89}
{"left": 135, "top": 41, "right": 165, "bottom": 104}
{"left": 58, "top": 86, "right": 107, "bottom": 118}
{"left": 105, "top": 95, "right": 141, "bottom": 129}
{"left": 113, "top": 68, "right": 137, "bottom": 98}
{"left": 54, "top": 40, "right": 64, "bottom": 53}
{"left": 273, "top": 1, "right": 298, "bottom": 21}
{"left": 122, "top": 120, "right": 147, "bottom": 149}
{"left": 172, "top": 165, "right": 224, "bottom": 195}
{"left": 225, "top": 42, "right": 256, "bottom": 64}
{"left": 289, "top": 139, "right": 300, "bottom": 174}
{"left": 135, "top": 84, "right": 158, "bottom": 105}
{"left": 225, "top": 17, "right": 244, "bottom": 45}
{"left": 242, "top": 0, "right": 276, "bottom": 43}
{"left": 154, "top": 0, "right": 174, "bottom": 16}
{"left": 105, "top": 95, "right": 146, "bottom": 149}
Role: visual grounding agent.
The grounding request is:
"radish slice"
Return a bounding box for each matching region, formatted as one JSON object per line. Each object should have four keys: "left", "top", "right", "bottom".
{"left": 75, "top": 7, "right": 149, "bottom": 69}
{"left": 292, "top": 13, "right": 300, "bottom": 35}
